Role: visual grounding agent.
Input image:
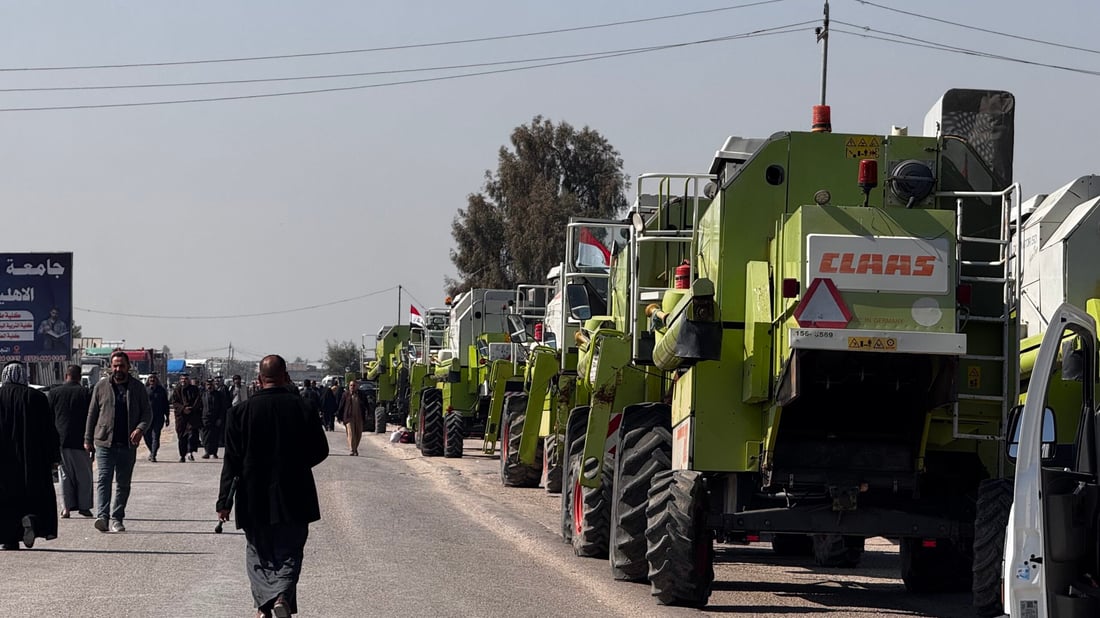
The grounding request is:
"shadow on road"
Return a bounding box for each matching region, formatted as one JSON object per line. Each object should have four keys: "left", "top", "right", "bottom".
{"left": 28, "top": 548, "right": 212, "bottom": 556}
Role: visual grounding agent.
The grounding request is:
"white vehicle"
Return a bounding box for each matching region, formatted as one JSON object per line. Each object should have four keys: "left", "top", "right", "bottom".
{"left": 1004, "top": 302, "right": 1100, "bottom": 617}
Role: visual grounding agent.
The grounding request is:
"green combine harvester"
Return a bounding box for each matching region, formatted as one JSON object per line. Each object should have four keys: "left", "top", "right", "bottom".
{"left": 562, "top": 89, "right": 1020, "bottom": 607}
{"left": 417, "top": 289, "right": 531, "bottom": 458}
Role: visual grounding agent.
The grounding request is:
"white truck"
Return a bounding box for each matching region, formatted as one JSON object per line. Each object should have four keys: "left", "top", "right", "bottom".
{"left": 1003, "top": 302, "right": 1100, "bottom": 617}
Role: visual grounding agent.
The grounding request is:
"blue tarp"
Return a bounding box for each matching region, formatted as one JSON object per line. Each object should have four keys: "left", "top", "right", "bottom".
{"left": 167, "top": 359, "right": 186, "bottom": 373}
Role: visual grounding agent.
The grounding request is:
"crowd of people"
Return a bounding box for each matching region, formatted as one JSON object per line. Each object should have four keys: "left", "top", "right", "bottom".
{"left": 0, "top": 351, "right": 384, "bottom": 617}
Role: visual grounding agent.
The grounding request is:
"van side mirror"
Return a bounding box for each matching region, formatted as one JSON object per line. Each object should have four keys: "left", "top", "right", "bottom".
{"left": 566, "top": 283, "right": 592, "bottom": 320}
{"left": 1007, "top": 404, "right": 1057, "bottom": 461}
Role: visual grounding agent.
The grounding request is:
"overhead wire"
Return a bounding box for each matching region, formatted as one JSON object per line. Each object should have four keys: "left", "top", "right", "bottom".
{"left": 0, "top": 0, "right": 790, "bottom": 72}
{"left": 0, "top": 31, "right": 809, "bottom": 93}
{"left": 0, "top": 23, "right": 816, "bottom": 112}
{"left": 832, "top": 21, "right": 1100, "bottom": 78}
{"left": 75, "top": 285, "right": 398, "bottom": 319}
{"left": 852, "top": 0, "right": 1100, "bottom": 56}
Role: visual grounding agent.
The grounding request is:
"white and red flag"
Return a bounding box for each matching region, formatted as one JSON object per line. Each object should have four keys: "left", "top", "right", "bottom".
{"left": 577, "top": 227, "right": 611, "bottom": 267}
{"left": 410, "top": 304, "right": 425, "bottom": 327}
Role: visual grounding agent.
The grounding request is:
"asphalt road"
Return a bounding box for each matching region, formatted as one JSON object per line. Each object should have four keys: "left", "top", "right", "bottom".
{"left": 0, "top": 423, "right": 973, "bottom": 617}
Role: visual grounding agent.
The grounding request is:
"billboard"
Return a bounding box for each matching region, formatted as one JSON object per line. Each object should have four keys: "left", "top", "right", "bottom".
{"left": 0, "top": 252, "right": 73, "bottom": 362}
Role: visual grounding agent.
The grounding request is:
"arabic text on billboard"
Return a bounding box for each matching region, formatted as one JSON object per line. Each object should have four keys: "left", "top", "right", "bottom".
{"left": 0, "top": 253, "right": 73, "bottom": 362}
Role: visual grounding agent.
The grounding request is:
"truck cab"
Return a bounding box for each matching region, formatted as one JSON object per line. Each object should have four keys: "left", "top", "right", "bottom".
{"left": 1006, "top": 302, "right": 1100, "bottom": 617}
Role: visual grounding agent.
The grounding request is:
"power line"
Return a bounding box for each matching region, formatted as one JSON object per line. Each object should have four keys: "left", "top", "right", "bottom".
{"left": 75, "top": 285, "right": 397, "bottom": 320}
{"left": 832, "top": 22, "right": 1100, "bottom": 78}
{"left": 852, "top": 0, "right": 1100, "bottom": 56}
{"left": 0, "top": 0, "right": 789, "bottom": 72}
{"left": 0, "top": 24, "right": 815, "bottom": 112}
{"left": 0, "top": 35, "right": 796, "bottom": 93}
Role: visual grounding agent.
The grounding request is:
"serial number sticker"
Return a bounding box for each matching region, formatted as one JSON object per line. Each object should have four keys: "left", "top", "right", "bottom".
{"left": 792, "top": 329, "right": 835, "bottom": 338}
{"left": 847, "top": 336, "right": 897, "bottom": 351}
{"left": 1019, "top": 600, "right": 1038, "bottom": 618}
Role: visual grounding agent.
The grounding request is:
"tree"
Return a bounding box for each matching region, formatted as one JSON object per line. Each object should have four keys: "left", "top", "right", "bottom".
{"left": 448, "top": 116, "right": 629, "bottom": 294}
{"left": 71, "top": 322, "right": 82, "bottom": 339}
{"left": 323, "top": 340, "right": 360, "bottom": 375}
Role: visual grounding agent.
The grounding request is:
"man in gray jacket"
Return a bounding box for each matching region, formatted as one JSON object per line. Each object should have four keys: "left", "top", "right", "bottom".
{"left": 84, "top": 350, "right": 151, "bottom": 533}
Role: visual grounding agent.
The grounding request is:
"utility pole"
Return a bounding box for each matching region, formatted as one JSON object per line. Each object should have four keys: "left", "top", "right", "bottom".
{"left": 816, "top": 0, "right": 830, "bottom": 106}
{"left": 397, "top": 284, "right": 403, "bottom": 327}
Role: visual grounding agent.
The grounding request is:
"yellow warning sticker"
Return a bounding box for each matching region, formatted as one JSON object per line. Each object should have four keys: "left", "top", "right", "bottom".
{"left": 967, "top": 366, "right": 981, "bottom": 389}
{"left": 845, "top": 135, "right": 881, "bottom": 159}
{"left": 847, "top": 336, "right": 897, "bottom": 351}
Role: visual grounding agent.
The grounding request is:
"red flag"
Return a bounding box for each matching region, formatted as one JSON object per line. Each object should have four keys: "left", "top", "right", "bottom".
{"left": 410, "top": 304, "right": 425, "bottom": 327}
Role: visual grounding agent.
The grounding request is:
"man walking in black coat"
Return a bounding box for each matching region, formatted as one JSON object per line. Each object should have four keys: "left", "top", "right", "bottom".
{"left": 49, "top": 365, "right": 94, "bottom": 518}
{"left": 144, "top": 374, "right": 170, "bottom": 462}
{"left": 200, "top": 378, "right": 228, "bottom": 459}
{"left": 217, "top": 355, "right": 328, "bottom": 618}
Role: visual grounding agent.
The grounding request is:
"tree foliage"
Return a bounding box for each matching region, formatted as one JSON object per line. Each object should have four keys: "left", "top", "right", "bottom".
{"left": 324, "top": 340, "right": 360, "bottom": 375}
{"left": 448, "top": 116, "right": 629, "bottom": 294}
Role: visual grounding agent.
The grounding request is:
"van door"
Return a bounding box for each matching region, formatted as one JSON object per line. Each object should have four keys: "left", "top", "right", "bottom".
{"left": 1005, "top": 303, "right": 1100, "bottom": 617}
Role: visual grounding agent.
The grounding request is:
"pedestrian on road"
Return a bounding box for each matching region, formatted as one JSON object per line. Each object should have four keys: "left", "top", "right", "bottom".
{"left": 319, "top": 384, "right": 338, "bottom": 432}
{"left": 300, "top": 379, "right": 321, "bottom": 422}
{"left": 49, "top": 365, "right": 94, "bottom": 518}
{"left": 171, "top": 374, "right": 202, "bottom": 462}
{"left": 200, "top": 378, "right": 228, "bottom": 459}
{"left": 339, "top": 380, "right": 365, "bottom": 456}
{"left": 85, "top": 350, "right": 152, "bottom": 533}
{"left": 229, "top": 374, "right": 249, "bottom": 406}
{"left": 217, "top": 354, "right": 328, "bottom": 618}
{"left": 144, "top": 373, "right": 170, "bottom": 462}
{"left": 0, "top": 361, "right": 60, "bottom": 549}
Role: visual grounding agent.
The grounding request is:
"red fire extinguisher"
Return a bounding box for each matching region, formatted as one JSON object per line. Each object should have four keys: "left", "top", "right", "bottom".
{"left": 674, "top": 260, "right": 691, "bottom": 289}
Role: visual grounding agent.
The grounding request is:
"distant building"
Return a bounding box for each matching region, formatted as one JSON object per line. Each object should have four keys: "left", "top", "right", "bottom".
{"left": 287, "top": 362, "right": 323, "bottom": 384}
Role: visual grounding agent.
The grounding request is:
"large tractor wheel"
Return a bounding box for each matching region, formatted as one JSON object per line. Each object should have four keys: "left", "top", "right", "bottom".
{"left": 811, "top": 534, "right": 864, "bottom": 568}
{"left": 420, "top": 389, "right": 444, "bottom": 457}
{"left": 543, "top": 433, "right": 563, "bottom": 494}
{"left": 561, "top": 406, "right": 590, "bottom": 543}
{"left": 571, "top": 453, "right": 612, "bottom": 558}
{"left": 374, "top": 405, "right": 388, "bottom": 434}
{"left": 444, "top": 410, "right": 464, "bottom": 458}
{"left": 771, "top": 534, "right": 814, "bottom": 557}
{"left": 900, "top": 537, "right": 973, "bottom": 593}
{"left": 610, "top": 403, "right": 671, "bottom": 581}
{"left": 500, "top": 394, "right": 541, "bottom": 487}
{"left": 645, "top": 469, "right": 713, "bottom": 607}
{"left": 972, "top": 478, "right": 1012, "bottom": 616}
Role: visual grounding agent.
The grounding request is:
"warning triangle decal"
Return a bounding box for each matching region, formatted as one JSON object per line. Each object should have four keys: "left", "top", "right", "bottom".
{"left": 793, "top": 278, "right": 852, "bottom": 328}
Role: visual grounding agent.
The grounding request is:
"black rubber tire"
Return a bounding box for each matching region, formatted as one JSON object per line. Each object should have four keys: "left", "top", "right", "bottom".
{"left": 374, "top": 405, "right": 388, "bottom": 434}
{"left": 561, "top": 406, "right": 590, "bottom": 543}
{"left": 500, "top": 394, "right": 542, "bottom": 487}
{"left": 543, "top": 433, "right": 563, "bottom": 494}
{"left": 811, "top": 534, "right": 864, "bottom": 568}
{"left": 570, "top": 450, "right": 613, "bottom": 558}
{"left": 900, "top": 537, "right": 973, "bottom": 593}
{"left": 972, "top": 478, "right": 1012, "bottom": 616}
{"left": 610, "top": 403, "right": 671, "bottom": 581}
{"left": 771, "top": 534, "right": 814, "bottom": 557}
{"left": 645, "top": 469, "right": 713, "bottom": 607}
{"left": 420, "top": 389, "right": 443, "bottom": 457}
{"left": 444, "top": 409, "right": 464, "bottom": 458}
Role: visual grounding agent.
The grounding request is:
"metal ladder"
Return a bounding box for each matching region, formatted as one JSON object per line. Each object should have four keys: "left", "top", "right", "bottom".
{"left": 938, "top": 184, "right": 1021, "bottom": 441}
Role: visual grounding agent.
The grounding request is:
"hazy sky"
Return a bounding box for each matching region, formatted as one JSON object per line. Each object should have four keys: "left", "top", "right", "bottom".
{"left": 3, "top": 0, "right": 1095, "bottom": 363}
